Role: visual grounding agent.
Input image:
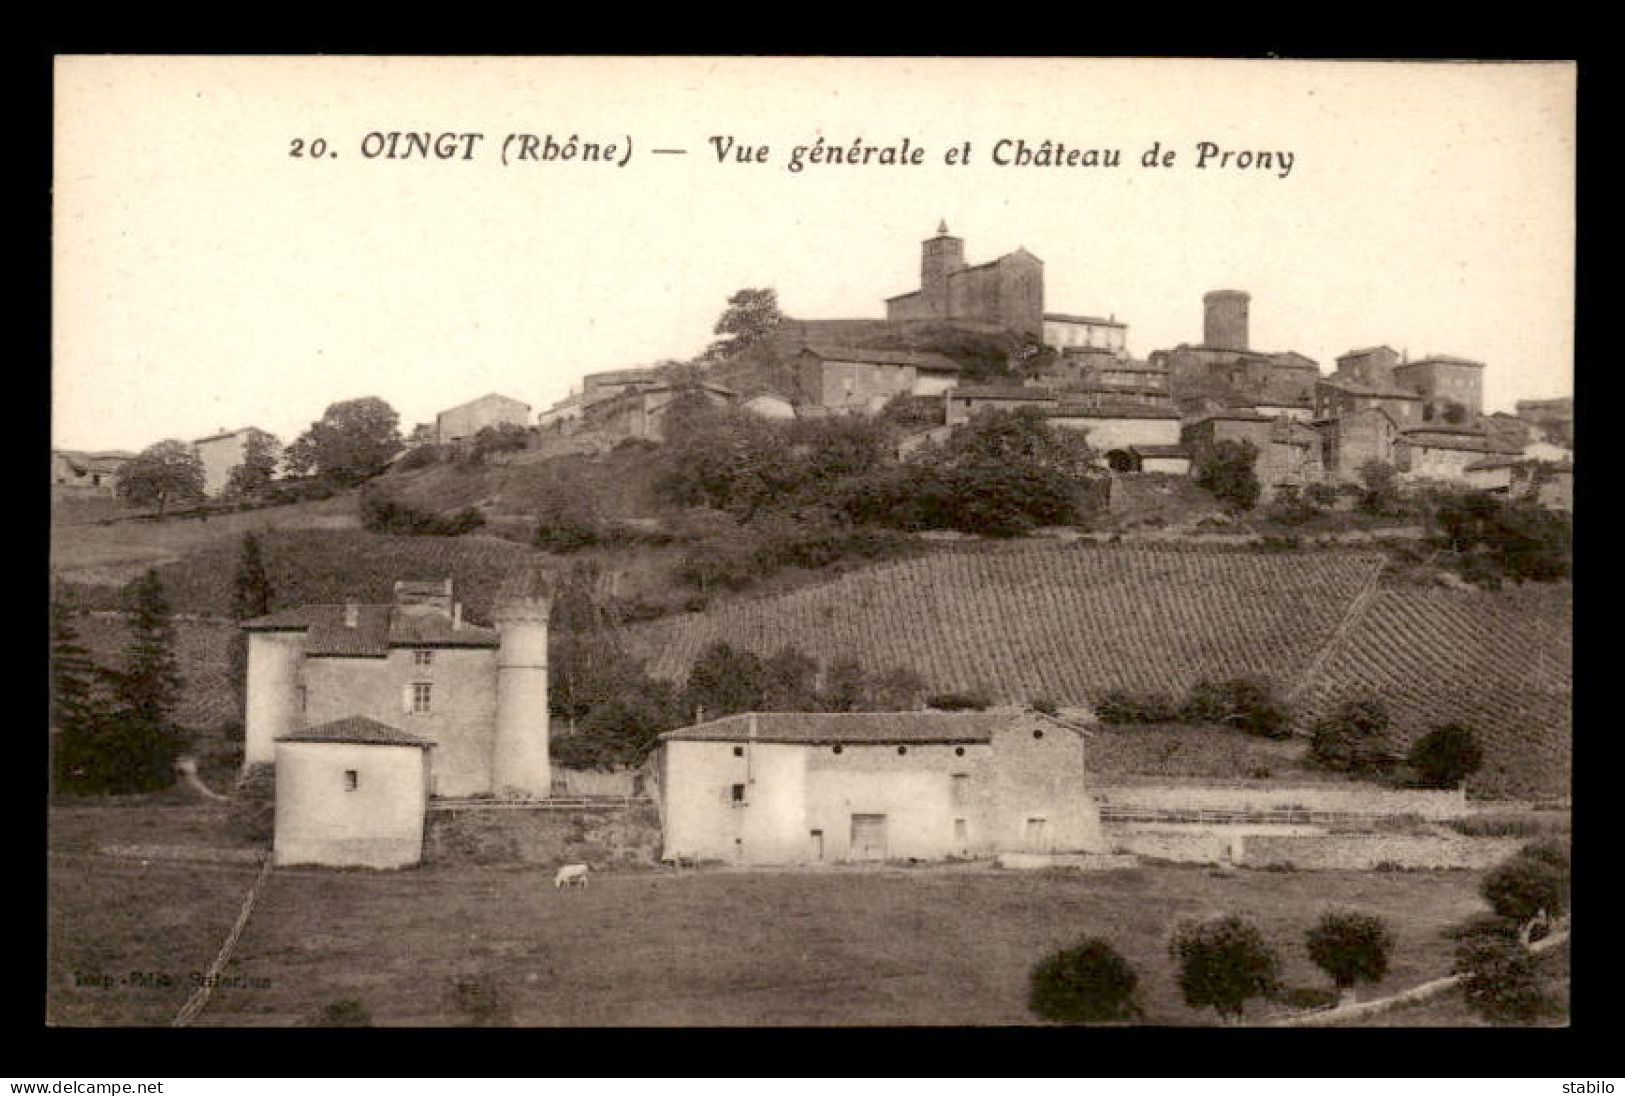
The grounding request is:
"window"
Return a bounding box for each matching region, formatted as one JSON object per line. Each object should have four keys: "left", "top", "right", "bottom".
{"left": 733, "top": 746, "right": 744, "bottom": 757}
{"left": 344, "top": 770, "right": 358, "bottom": 791}
{"left": 413, "top": 649, "right": 434, "bottom": 667}
{"left": 730, "top": 784, "right": 746, "bottom": 806}
{"left": 951, "top": 774, "right": 970, "bottom": 808}
{"left": 412, "top": 682, "right": 433, "bottom": 714}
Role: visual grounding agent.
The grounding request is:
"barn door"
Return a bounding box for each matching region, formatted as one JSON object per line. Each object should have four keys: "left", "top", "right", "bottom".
{"left": 850, "top": 814, "right": 888, "bottom": 862}
{"left": 809, "top": 829, "right": 824, "bottom": 863}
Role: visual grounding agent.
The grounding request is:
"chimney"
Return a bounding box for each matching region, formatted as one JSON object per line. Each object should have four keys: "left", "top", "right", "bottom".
{"left": 344, "top": 601, "right": 359, "bottom": 628}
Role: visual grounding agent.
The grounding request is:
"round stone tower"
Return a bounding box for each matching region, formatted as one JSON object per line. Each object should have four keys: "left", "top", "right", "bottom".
{"left": 1203, "top": 289, "right": 1251, "bottom": 351}
{"left": 491, "top": 595, "right": 552, "bottom": 798}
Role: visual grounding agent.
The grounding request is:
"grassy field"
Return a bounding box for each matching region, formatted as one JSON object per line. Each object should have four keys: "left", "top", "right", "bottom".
{"left": 50, "top": 493, "right": 361, "bottom": 586}
{"left": 186, "top": 862, "right": 1493, "bottom": 1027}
{"left": 47, "top": 803, "right": 265, "bottom": 1027}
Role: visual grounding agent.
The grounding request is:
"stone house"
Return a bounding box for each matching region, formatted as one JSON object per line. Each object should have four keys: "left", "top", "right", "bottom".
{"left": 945, "top": 385, "right": 1058, "bottom": 426}
{"left": 193, "top": 427, "right": 271, "bottom": 497}
{"left": 1045, "top": 402, "right": 1183, "bottom": 467}
{"left": 435, "top": 393, "right": 532, "bottom": 447}
{"left": 1314, "top": 407, "right": 1400, "bottom": 483}
{"left": 796, "top": 346, "right": 962, "bottom": 412}
{"left": 273, "top": 716, "right": 433, "bottom": 869}
{"left": 579, "top": 381, "right": 734, "bottom": 442}
{"left": 51, "top": 449, "right": 132, "bottom": 497}
{"left": 1393, "top": 426, "right": 1521, "bottom": 484}
{"left": 1183, "top": 411, "right": 1322, "bottom": 494}
{"left": 1393, "top": 355, "right": 1485, "bottom": 423}
{"left": 656, "top": 710, "right": 1103, "bottom": 866}
{"left": 1313, "top": 377, "right": 1424, "bottom": 426}
{"left": 1042, "top": 312, "right": 1128, "bottom": 357}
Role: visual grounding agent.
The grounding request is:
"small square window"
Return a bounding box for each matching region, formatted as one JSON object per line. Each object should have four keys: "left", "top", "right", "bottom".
{"left": 733, "top": 746, "right": 744, "bottom": 757}
{"left": 413, "top": 649, "right": 434, "bottom": 667}
{"left": 731, "top": 784, "right": 746, "bottom": 804}
{"left": 344, "top": 770, "right": 358, "bottom": 791}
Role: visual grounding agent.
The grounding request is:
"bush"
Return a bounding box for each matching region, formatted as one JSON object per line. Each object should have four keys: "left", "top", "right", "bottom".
{"left": 1028, "top": 939, "right": 1142, "bottom": 1024}
{"left": 54, "top": 711, "right": 182, "bottom": 796}
{"left": 1194, "top": 440, "right": 1261, "bottom": 512}
{"left": 1454, "top": 934, "right": 1556, "bottom": 1025}
{"left": 1442, "top": 913, "right": 1522, "bottom": 944}
{"left": 1095, "top": 689, "right": 1182, "bottom": 725}
{"left": 395, "top": 445, "right": 449, "bottom": 472}
{"left": 1308, "top": 696, "right": 1394, "bottom": 774}
{"left": 1480, "top": 855, "right": 1569, "bottom": 924}
{"left": 1264, "top": 488, "right": 1320, "bottom": 527}
{"left": 1180, "top": 677, "right": 1291, "bottom": 739}
{"left": 1407, "top": 724, "right": 1485, "bottom": 788}
{"left": 1169, "top": 914, "right": 1282, "bottom": 1023}
{"left": 360, "top": 486, "right": 485, "bottom": 536}
{"left": 1305, "top": 910, "right": 1394, "bottom": 1003}
{"left": 926, "top": 690, "right": 991, "bottom": 712}
{"left": 1516, "top": 838, "right": 1571, "bottom": 876}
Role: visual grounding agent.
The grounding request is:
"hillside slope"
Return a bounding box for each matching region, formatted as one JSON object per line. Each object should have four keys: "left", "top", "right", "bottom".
{"left": 619, "top": 543, "right": 1571, "bottom": 798}
{"left": 623, "top": 543, "right": 1386, "bottom": 699}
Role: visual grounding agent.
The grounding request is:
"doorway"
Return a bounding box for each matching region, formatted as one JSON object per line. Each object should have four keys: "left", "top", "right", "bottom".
{"left": 850, "top": 814, "right": 888, "bottom": 862}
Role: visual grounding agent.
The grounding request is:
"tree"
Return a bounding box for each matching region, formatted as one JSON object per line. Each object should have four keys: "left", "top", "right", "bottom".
{"left": 1029, "top": 939, "right": 1142, "bottom": 1024}
{"left": 820, "top": 656, "right": 868, "bottom": 713}
{"left": 709, "top": 288, "right": 784, "bottom": 359}
{"left": 51, "top": 584, "right": 105, "bottom": 792}
{"left": 1357, "top": 459, "right": 1401, "bottom": 515}
{"left": 1305, "top": 910, "right": 1395, "bottom": 1006}
{"left": 116, "top": 439, "right": 206, "bottom": 513}
{"left": 59, "top": 569, "right": 184, "bottom": 794}
{"left": 684, "top": 642, "right": 770, "bottom": 721}
{"left": 1309, "top": 696, "right": 1394, "bottom": 774}
{"left": 1480, "top": 855, "right": 1568, "bottom": 927}
{"left": 1407, "top": 723, "right": 1484, "bottom": 788}
{"left": 224, "top": 430, "right": 282, "bottom": 497}
{"left": 469, "top": 423, "right": 530, "bottom": 464}
{"left": 288, "top": 397, "right": 403, "bottom": 486}
{"left": 1454, "top": 933, "right": 1553, "bottom": 1025}
{"left": 228, "top": 533, "right": 274, "bottom": 720}
{"left": 112, "top": 569, "right": 185, "bottom": 733}
{"left": 935, "top": 406, "right": 1097, "bottom": 482}
{"left": 1169, "top": 915, "right": 1282, "bottom": 1023}
{"left": 1181, "top": 677, "right": 1291, "bottom": 739}
{"left": 762, "top": 647, "right": 822, "bottom": 712}
{"left": 1194, "top": 440, "right": 1261, "bottom": 512}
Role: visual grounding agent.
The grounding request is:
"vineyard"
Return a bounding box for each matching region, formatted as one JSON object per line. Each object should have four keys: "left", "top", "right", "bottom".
{"left": 71, "top": 614, "right": 238, "bottom": 732}
{"left": 618, "top": 543, "right": 1572, "bottom": 798}
{"left": 622, "top": 543, "right": 1387, "bottom": 700}
{"left": 1294, "top": 583, "right": 1572, "bottom": 799}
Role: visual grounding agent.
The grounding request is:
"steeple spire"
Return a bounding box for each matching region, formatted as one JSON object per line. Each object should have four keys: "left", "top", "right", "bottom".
{"left": 937, "top": 219, "right": 949, "bottom": 236}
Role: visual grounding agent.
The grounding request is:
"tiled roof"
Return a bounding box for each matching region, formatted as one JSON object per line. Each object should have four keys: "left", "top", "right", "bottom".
{"left": 1050, "top": 403, "right": 1181, "bottom": 420}
{"left": 1190, "top": 410, "right": 1273, "bottom": 424}
{"left": 1398, "top": 355, "right": 1485, "bottom": 369}
{"left": 952, "top": 386, "right": 1057, "bottom": 401}
{"left": 1318, "top": 377, "right": 1422, "bottom": 400}
{"left": 800, "top": 345, "right": 961, "bottom": 372}
{"left": 1395, "top": 431, "right": 1519, "bottom": 454}
{"left": 277, "top": 716, "right": 435, "bottom": 748}
{"left": 242, "top": 603, "right": 498, "bottom": 655}
{"left": 661, "top": 709, "right": 1077, "bottom": 745}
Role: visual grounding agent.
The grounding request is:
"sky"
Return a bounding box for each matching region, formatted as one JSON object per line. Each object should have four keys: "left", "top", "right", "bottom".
{"left": 53, "top": 57, "right": 1576, "bottom": 454}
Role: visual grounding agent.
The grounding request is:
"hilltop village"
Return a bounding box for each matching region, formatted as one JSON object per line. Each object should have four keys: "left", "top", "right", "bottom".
{"left": 438, "top": 223, "right": 1573, "bottom": 507}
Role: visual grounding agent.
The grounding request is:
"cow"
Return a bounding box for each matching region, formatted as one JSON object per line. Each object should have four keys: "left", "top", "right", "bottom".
{"left": 554, "top": 863, "right": 590, "bottom": 889}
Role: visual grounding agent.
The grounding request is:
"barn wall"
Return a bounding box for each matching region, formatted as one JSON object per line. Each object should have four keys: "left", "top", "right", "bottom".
{"left": 274, "top": 741, "right": 427, "bottom": 869}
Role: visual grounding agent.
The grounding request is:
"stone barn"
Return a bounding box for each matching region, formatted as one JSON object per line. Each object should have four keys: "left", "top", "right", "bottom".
{"left": 656, "top": 709, "right": 1103, "bottom": 866}
{"left": 273, "top": 716, "right": 433, "bottom": 869}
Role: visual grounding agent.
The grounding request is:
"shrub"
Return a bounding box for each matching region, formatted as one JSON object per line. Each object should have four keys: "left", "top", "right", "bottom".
{"left": 1194, "top": 440, "right": 1261, "bottom": 512}
{"left": 1169, "top": 914, "right": 1282, "bottom": 1023}
{"left": 926, "top": 690, "right": 991, "bottom": 712}
{"left": 1480, "top": 855, "right": 1569, "bottom": 924}
{"left": 360, "top": 486, "right": 485, "bottom": 536}
{"left": 1265, "top": 487, "right": 1320, "bottom": 527}
{"left": 1309, "top": 696, "right": 1394, "bottom": 774}
{"left": 1030, "top": 697, "right": 1060, "bottom": 717}
{"left": 1095, "top": 689, "right": 1182, "bottom": 725}
{"left": 1306, "top": 483, "right": 1342, "bottom": 508}
{"left": 1028, "top": 939, "right": 1142, "bottom": 1024}
{"left": 1516, "top": 838, "right": 1571, "bottom": 876}
{"left": 1454, "top": 934, "right": 1555, "bottom": 1026}
{"left": 395, "top": 445, "right": 449, "bottom": 472}
{"left": 1305, "top": 910, "right": 1394, "bottom": 1004}
{"left": 1407, "top": 724, "right": 1485, "bottom": 788}
{"left": 1180, "top": 677, "right": 1291, "bottom": 739}
{"left": 1442, "top": 913, "right": 1522, "bottom": 944}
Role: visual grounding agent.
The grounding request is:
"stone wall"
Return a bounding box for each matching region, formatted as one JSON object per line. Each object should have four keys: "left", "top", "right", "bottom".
{"left": 423, "top": 801, "right": 663, "bottom": 868}
{"left": 1240, "top": 833, "right": 1522, "bottom": 871}
{"left": 1094, "top": 781, "right": 1470, "bottom": 821}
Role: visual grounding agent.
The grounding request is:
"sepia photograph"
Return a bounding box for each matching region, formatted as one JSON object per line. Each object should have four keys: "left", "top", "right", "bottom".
{"left": 48, "top": 56, "right": 1575, "bottom": 1030}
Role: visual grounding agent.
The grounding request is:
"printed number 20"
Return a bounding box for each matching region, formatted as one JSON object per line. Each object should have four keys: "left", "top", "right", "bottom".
{"left": 289, "top": 138, "right": 330, "bottom": 158}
